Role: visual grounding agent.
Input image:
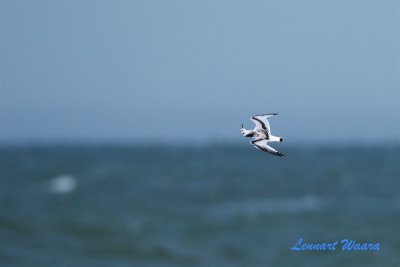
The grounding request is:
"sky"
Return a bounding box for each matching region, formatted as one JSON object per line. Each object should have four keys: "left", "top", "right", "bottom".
{"left": 1, "top": 1, "right": 399, "bottom": 144}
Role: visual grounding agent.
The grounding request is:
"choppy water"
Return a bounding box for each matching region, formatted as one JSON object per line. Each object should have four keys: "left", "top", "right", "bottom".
{"left": 1, "top": 144, "right": 399, "bottom": 266}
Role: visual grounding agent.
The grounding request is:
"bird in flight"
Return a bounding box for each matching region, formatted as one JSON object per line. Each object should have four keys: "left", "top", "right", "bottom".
{"left": 241, "top": 113, "right": 285, "bottom": 157}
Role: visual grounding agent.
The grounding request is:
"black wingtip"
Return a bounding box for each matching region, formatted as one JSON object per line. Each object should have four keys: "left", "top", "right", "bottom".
{"left": 254, "top": 113, "right": 279, "bottom": 117}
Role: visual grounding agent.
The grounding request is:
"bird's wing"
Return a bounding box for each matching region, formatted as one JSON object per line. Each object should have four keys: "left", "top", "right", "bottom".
{"left": 250, "top": 138, "right": 285, "bottom": 157}
{"left": 250, "top": 113, "right": 278, "bottom": 133}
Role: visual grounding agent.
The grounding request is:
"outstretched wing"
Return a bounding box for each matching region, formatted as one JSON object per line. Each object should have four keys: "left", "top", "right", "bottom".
{"left": 250, "top": 113, "right": 278, "bottom": 133}
{"left": 250, "top": 138, "right": 285, "bottom": 157}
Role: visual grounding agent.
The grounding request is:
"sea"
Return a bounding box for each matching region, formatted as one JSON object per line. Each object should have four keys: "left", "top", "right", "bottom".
{"left": 1, "top": 144, "right": 399, "bottom": 267}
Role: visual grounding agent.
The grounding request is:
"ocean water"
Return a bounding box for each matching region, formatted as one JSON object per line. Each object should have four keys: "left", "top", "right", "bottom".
{"left": 0, "top": 144, "right": 399, "bottom": 266}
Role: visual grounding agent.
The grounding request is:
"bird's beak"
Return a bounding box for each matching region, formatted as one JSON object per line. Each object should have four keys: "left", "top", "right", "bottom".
{"left": 241, "top": 123, "right": 244, "bottom": 129}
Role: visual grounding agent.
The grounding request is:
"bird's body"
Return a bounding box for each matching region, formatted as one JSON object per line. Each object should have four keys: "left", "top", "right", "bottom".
{"left": 241, "top": 113, "right": 285, "bottom": 157}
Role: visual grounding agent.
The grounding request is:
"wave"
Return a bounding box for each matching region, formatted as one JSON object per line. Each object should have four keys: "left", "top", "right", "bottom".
{"left": 48, "top": 174, "right": 77, "bottom": 194}
{"left": 209, "top": 196, "right": 322, "bottom": 219}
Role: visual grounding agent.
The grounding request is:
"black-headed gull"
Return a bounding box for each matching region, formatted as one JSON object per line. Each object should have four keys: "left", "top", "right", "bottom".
{"left": 241, "top": 113, "right": 285, "bottom": 157}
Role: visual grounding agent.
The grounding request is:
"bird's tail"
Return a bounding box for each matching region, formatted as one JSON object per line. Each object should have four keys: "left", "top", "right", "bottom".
{"left": 270, "top": 135, "right": 283, "bottom": 142}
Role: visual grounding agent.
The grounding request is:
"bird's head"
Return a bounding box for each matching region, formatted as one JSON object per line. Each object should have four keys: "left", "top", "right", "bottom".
{"left": 240, "top": 124, "right": 248, "bottom": 137}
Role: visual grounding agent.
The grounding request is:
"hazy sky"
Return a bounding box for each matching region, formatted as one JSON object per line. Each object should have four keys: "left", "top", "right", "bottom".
{"left": 1, "top": 1, "right": 399, "bottom": 144}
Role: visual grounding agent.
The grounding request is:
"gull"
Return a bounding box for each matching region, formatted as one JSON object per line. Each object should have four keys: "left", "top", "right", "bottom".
{"left": 241, "top": 113, "right": 285, "bottom": 157}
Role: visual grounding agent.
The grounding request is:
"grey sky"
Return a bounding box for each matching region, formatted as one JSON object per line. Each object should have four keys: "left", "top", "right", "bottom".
{"left": 1, "top": 1, "right": 399, "bottom": 144}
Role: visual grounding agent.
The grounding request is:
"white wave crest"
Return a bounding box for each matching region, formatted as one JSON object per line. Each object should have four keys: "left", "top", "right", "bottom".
{"left": 49, "top": 174, "right": 77, "bottom": 194}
